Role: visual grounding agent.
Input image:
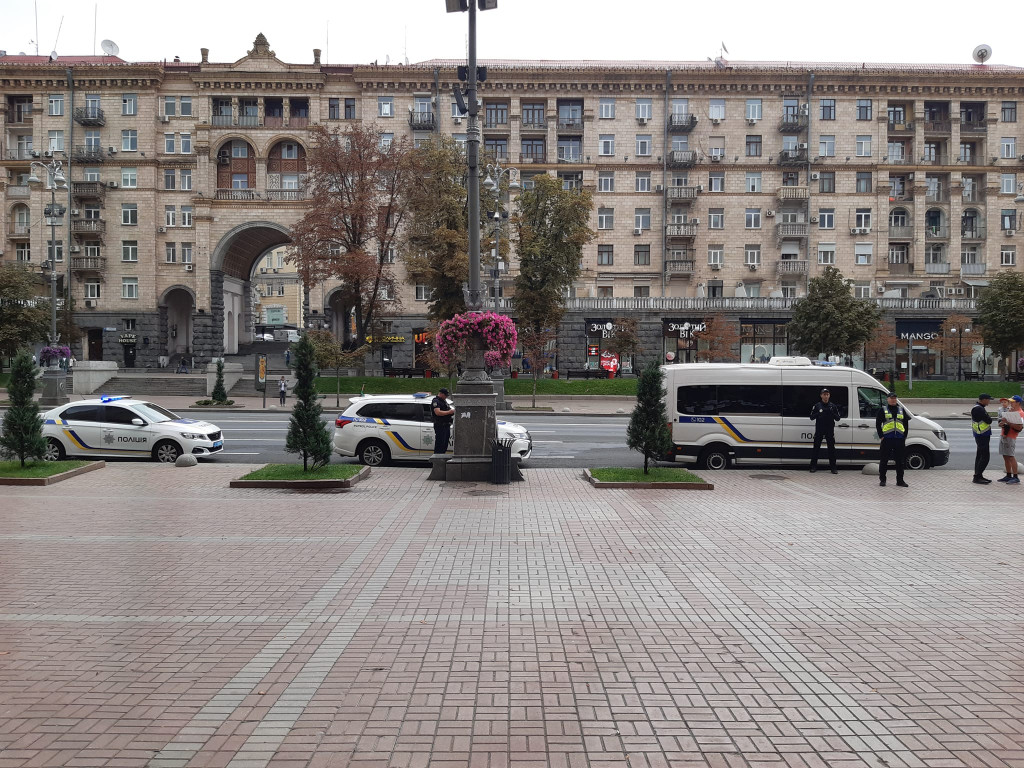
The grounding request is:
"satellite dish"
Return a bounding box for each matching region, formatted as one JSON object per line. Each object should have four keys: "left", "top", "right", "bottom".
{"left": 973, "top": 44, "right": 992, "bottom": 64}
{"left": 49, "top": 51, "right": 58, "bottom": 62}
{"left": 101, "top": 39, "right": 119, "bottom": 56}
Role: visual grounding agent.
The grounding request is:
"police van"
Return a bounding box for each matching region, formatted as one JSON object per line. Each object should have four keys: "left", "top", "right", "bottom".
{"left": 662, "top": 357, "right": 950, "bottom": 470}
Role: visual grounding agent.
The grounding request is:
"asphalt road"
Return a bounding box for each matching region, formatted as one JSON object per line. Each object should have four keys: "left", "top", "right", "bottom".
{"left": 202, "top": 413, "right": 977, "bottom": 472}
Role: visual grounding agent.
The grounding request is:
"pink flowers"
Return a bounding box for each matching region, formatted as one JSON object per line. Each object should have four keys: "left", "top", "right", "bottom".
{"left": 436, "top": 312, "right": 517, "bottom": 367}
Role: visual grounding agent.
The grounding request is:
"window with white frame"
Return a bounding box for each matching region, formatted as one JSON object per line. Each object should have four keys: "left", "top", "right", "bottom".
{"left": 855, "top": 208, "right": 872, "bottom": 229}
{"left": 49, "top": 94, "right": 64, "bottom": 116}
{"left": 165, "top": 243, "right": 177, "bottom": 263}
{"left": 1001, "top": 245, "right": 1016, "bottom": 266}
{"left": 121, "top": 130, "right": 137, "bottom": 151}
{"left": 232, "top": 174, "right": 249, "bottom": 189}
{"left": 671, "top": 98, "right": 688, "bottom": 117}
{"left": 165, "top": 133, "right": 175, "bottom": 153}
{"left": 180, "top": 169, "right": 192, "bottom": 191}
{"left": 634, "top": 208, "right": 651, "bottom": 230}
{"left": 961, "top": 245, "right": 980, "bottom": 264}
{"left": 671, "top": 135, "right": 689, "bottom": 152}
{"left": 48, "top": 130, "right": 64, "bottom": 151}
{"left": 84, "top": 241, "right": 100, "bottom": 258}
{"left": 84, "top": 281, "right": 100, "bottom": 299}
{"left": 744, "top": 245, "right": 761, "bottom": 265}
{"left": 855, "top": 243, "right": 873, "bottom": 265}
{"left": 121, "top": 203, "right": 137, "bottom": 226}
{"left": 708, "top": 208, "right": 724, "bottom": 229}
{"left": 121, "top": 167, "right": 137, "bottom": 188}
{"left": 599, "top": 135, "right": 615, "bottom": 156}
{"left": 635, "top": 98, "right": 652, "bottom": 120}
{"left": 380, "top": 133, "right": 393, "bottom": 150}
{"left": 818, "top": 208, "right": 834, "bottom": 229}
{"left": 380, "top": 246, "right": 396, "bottom": 264}
{"left": 46, "top": 240, "right": 63, "bottom": 263}
{"left": 889, "top": 244, "right": 910, "bottom": 264}
{"left": 281, "top": 142, "right": 299, "bottom": 159}
{"left": 819, "top": 135, "right": 836, "bottom": 157}
{"left": 378, "top": 97, "right": 393, "bottom": 117}
{"left": 707, "top": 244, "right": 723, "bottom": 265}
{"left": 856, "top": 135, "right": 872, "bottom": 157}
{"left": 708, "top": 172, "right": 724, "bottom": 192}
{"left": 163, "top": 96, "right": 177, "bottom": 117}
{"left": 122, "top": 277, "right": 139, "bottom": 299}
{"left": 122, "top": 94, "right": 137, "bottom": 115}
{"left": 83, "top": 167, "right": 101, "bottom": 182}
{"left": 1002, "top": 173, "right": 1016, "bottom": 194}
{"left": 415, "top": 284, "right": 432, "bottom": 301}
{"left": 1002, "top": 137, "right": 1017, "bottom": 159}
{"left": 231, "top": 140, "right": 248, "bottom": 158}
{"left": 378, "top": 284, "right": 394, "bottom": 300}
{"left": 636, "top": 135, "right": 652, "bottom": 156}
{"left": 820, "top": 98, "right": 836, "bottom": 120}
{"left": 598, "top": 171, "right": 614, "bottom": 192}
{"left": 745, "top": 172, "right": 761, "bottom": 193}
{"left": 599, "top": 98, "right": 615, "bottom": 119}
{"left": 180, "top": 96, "right": 192, "bottom": 116}
{"left": 180, "top": 206, "right": 193, "bottom": 227}
{"left": 635, "top": 172, "right": 651, "bottom": 192}
{"left": 164, "top": 168, "right": 176, "bottom": 190}
{"left": 853, "top": 282, "right": 872, "bottom": 298}
{"left": 745, "top": 208, "right": 761, "bottom": 228}
{"left": 180, "top": 133, "right": 192, "bottom": 154}
{"left": 633, "top": 285, "right": 650, "bottom": 298}
{"left": 817, "top": 243, "right": 836, "bottom": 264}
{"left": 162, "top": 206, "right": 175, "bottom": 227}
{"left": 451, "top": 100, "right": 464, "bottom": 117}
{"left": 597, "top": 207, "right": 614, "bottom": 229}
{"left": 180, "top": 242, "right": 192, "bottom": 263}
{"left": 709, "top": 99, "right": 725, "bottom": 120}
{"left": 745, "top": 99, "right": 762, "bottom": 120}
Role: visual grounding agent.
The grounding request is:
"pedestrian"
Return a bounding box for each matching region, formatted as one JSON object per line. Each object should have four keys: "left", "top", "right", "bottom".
{"left": 876, "top": 391, "right": 910, "bottom": 487}
{"left": 31, "top": 353, "right": 37, "bottom": 366}
{"left": 278, "top": 376, "right": 288, "bottom": 406}
{"left": 996, "top": 394, "right": 1023, "bottom": 484}
{"left": 285, "top": 348, "right": 291, "bottom": 368}
{"left": 430, "top": 387, "right": 455, "bottom": 455}
{"left": 809, "top": 387, "right": 841, "bottom": 474}
{"left": 971, "top": 393, "right": 994, "bottom": 484}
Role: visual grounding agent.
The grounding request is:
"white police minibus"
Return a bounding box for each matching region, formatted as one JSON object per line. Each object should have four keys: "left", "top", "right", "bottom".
{"left": 662, "top": 357, "right": 950, "bottom": 470}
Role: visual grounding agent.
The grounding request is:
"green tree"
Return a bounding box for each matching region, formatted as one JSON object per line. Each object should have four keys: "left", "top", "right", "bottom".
{"left": 626, "top": 360, "right": 673, "bottom": 474}
{"left": 976, "top": 271, "right": 1024, "bottom": 358}
{"left": 517, "top": 326, "right": 557, "bottom": 407}
{"left": 211, "top": 359, "right": 228, "bottom": 403}
{"left": 0, "top": 350, "right": 46, "bottom": 467}
{"left": 787, "top": 266, "right": 881, "bottom": 357}
{"left": 307, "top": 329, "right": 368, "bottom": 408}
{"left": 0, "top": 264, "right": 50, "bottom": 369}
{"left": 285, "top": 334, "right": 332, "bottom": 471}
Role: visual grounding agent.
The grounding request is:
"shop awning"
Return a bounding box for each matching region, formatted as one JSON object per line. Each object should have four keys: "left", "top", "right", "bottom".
{"left": 962, "top": 279, "right": 989, "bottom": 286}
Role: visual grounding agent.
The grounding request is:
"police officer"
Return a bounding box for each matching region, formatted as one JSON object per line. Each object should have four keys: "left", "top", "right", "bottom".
{"left": 430, "top": 387, "right": 455, "bottom": 455}
{"left": 809, "top": 387, "right": 841, "bottom": 474}
{"left": 971, "top": 393, "right": 993, "bottom": 484}
{"left": 876, "top": 391, "right": 910, "bottom": 487}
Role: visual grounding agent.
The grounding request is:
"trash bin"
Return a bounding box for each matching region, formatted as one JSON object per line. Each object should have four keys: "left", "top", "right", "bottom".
{"left": 490, "top": 437, "right": 515, "bottom": 484}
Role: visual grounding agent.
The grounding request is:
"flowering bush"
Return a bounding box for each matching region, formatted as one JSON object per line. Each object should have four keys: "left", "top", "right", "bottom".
{"left": 436, "top": 312, "right": 517, "bottom": 367}
{"left": 39, "top": 345, "right": 71, "bottom": 363}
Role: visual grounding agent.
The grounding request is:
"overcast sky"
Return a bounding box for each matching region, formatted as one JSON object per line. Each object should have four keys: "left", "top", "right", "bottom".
{"left": 3, "top": 0, "right": 1017, "bottom": 68}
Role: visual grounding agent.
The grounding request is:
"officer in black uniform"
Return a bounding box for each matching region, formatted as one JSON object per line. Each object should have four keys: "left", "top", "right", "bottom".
{"left": 971, "top": 393, "right": 993, "bottom": 484}
{"left": 809, "top": 387, "right": 841, "bottom": 473}
{"left": 430, "top": 387, "right": 455, "bottom": 455}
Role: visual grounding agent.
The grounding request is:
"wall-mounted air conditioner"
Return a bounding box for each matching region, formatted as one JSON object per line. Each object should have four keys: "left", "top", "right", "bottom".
{"left": 185, "top": 264, "right": 194, "bottom": 272}
{"left": 84, "top": 299, "right": 97, "bottom": 308}
{"left": 746, "top": 118, "right": 757, "bottom": 125}
{"left": 157, "top": 226, "right": 166, "bottom": 233}
{"left": 710, "top": 155, "right": 722, "bottom": 163}
{"left": 638, "top": 117, "right": 649, "bottom": 125}
{"left": 260, "top": 267, "right": 267, "bottom": 274}
{"left": 160, "top": 115, "right": 170, "bottom": 123}
{"left": 810, "top": 172, "right": 820, "bottom": 180}
{"left": 797, "top": 142, "right": 809, "bottom": 150}
{"left": 108, "top": 181, "right": 118, "bottom": 188}
{"left": 691, "top": 217, "right": 700, "bottom": 225}
{"left": 765, "top": 210, "right": 775, "bottom": 217}
{"left": 710, "top": 117, "right": 721, "bottom": 125}
{"left": 800, "top": 104, "right": 810, "bottom": 116}
{"left": 710, "top": 263, "right": 721, "bottom": 270}
{"left": 956, "top": 287, "right": 966, "bottom": 295}
{"left": 1006, "top": 229, "right": 1016, "bottom": 236}
{"left": 453, "top": 117, "right": 462, "bottom": 124}
{"left": 655, "top": 184, "right": 663, "bottom": 192}
{"left": 70, "top": 245, "right": 81, "bottom": 253}
{"left": 71, "top": 209, "right": 80, "bottom": 216}
{"left": 810, "top": 216, "right": 819, "bottom": 223}
{"left": 633, "top": 228, "right": 642, "bottom": 236}
{"left": 748, "top": 264, "right": 758, "bottom": 271}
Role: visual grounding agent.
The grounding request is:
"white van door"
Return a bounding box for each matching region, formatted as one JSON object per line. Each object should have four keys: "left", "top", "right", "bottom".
{"left": 712, "top": 378, "right": 783, "bottom": 466}
{"left": 781, "top": 384, "right": 853, "bottom": 464}
{"left": 851, "top": 385, "right": 887, "bottom": 463}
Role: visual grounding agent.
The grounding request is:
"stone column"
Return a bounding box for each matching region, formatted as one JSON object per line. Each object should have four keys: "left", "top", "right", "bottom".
{"left": 444, "top": 333, "right": 498, "bottom": 482}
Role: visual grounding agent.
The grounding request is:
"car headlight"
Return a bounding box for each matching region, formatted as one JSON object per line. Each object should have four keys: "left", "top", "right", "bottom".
{"left": 934, "top": 429, "right": 946, "bottom": 441}
{"left": 179, "top": 432, "right": 203, "bottom": 439}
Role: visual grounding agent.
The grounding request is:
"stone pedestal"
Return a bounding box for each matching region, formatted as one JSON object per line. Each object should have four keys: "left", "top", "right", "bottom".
{"left": 71, "top": 361, "right": 118, "bottom": 395}
{"left": 38, "top": 368, "right": 69, "bottom": 407}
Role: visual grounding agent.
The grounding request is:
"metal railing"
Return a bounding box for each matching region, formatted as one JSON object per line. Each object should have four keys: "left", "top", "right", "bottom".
{"left": 556, "top": 152, "right": 583, "bottom": 164}
{"left": 557, "top": 117, "right": 584, "bottom": 131}
{"left": 518, "top": 151, "right": 547, "bottom": 163}
{"left": 520, "top": 117, "right": 546, "bottom": 130}
{"left": 960, "top": 262, "right": 988, "bottom": 276}
{"left": 289, "top": 116, "right": 309, "bottom": 128}
{"left": 887, "top": 261, "right": 915, "bottom": 275}
{"left": 961, "top": 223, "right": 987, "bottom": 240}
{"left": 265, "top": 189, "right": 307, "bottom": 201}
{"left": 7, "top": 224, "right": 31, "bottom": 237}
{"left": 919, "top": 153, "right": 948, "bottom": 166}
{"left": 776, "top": 259, "right": 809, "bottom": 274}
{"left": 778, "top": 148, "right": 808, "bottom": 165}
{"left": 409, "top": 113, "right": 436, "bottom": 130}
{"left": 7, "top": 106, "right": 33, "bottom": 123}
{"left": 923, "top": 119, "right": 952, "bottom": 133}
{"left": 71, "top": 219, "right": 105, "bottom": 234}
{"left": 960, "top": 119, "right": 987, "bottom": 133}
{"left": 667, "top": 150, "right": 698, "bottom": 167}
{"left": 215, "top": 189, "right": 259, "bottom": 200}
{"left": 558, "top": 296, "right": 977, "bottom": 312}
{"left": 73, "top": 106, "right": 104, "bottom": 125}
{"left": 5, "top": 148, "right": 36, "bottom": 160}
{"left": 668, "top": 113, "right": 698, "bottom": 131}
{"left": 666, "top": 223, "right": 698, "bottom": 238}
{"left": 961, "top": 188, "right": 986, "bottom": 202}
{"left": 664, "top": 259, "right": 696, "bottom": 275}
{"left": 72, "top": 181, "right": 106, "bottom": 199}
{"left": 778, "top": 114, "right": 808, "bottom": 132}
{"left": 776, "top": 222, "right": 808, "bottom": 237}
{"left": 667, "top": 186, "right": 700, "bottom": 201}
{"left": 237, "top": 115, "right": 261, "bottom": 127}
{"left": 777, "top": 185, "right": 809, "bottom": 200}
{"left": 887, "top": 120, "right": 914, "bottom": 131}
{"left": 72, "top": 146, "right": 106, "bottom": 162}
{"left": 925, "top": 225, "right": 949, "bottom": 239}
{"left": 210, "top": 114, "right": 234, "bottom": 126}
{"left": 71, "top": 256, "right": 106, "bottom": 271}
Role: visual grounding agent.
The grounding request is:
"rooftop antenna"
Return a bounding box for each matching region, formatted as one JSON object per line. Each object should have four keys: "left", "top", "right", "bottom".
{"left": 101, "top": 39, "right": 119, "bottom": 57}
{"left": 973, "top": 44, "right": 992, "bottom": 64}
{"left": 51, "top": 15, "right": 63, "bottom": 56}
{"left": 34, "top": 0, "right": 39, "bottom": 55}
{"left": 93, "top": 4, "right": 97, "bottom": 55}
{"left": 404, "top": 26, "right": 409, "bottom": 65}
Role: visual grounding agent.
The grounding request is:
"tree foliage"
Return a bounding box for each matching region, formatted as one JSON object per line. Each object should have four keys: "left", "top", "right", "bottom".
{"left": 288, "top": 124, "right": 414, "bottom": 344}
{"left": 976, "top": 271, "right": 1024, "bottom": 357}
{"left": 694, "top": 315, "right": 740, "bottom": 362}
{"left": 0, "top": 264, "right": 50, "bottom": 365}
{"left": 938, "top": 313, "right": 982, "bottom": 364}
{"left": 863, "top": 320, "right": 898, "bottom": 366}
{"left": 307, "top": 329, "right": 369, "bottom": 406}
{"left": 0, "top": 350, "right": 46, "bottom": 467}
{"left": 626, "top": 361, "right": 672, "bottom": 474}
{"left": 787, "top": 266, "right": 881, "bottom": 356}
{"left": 284, "top": 334, "right": 332, "bottom": 471}
{"left": 517, "top": 325, "right": 558, "bottom": 408}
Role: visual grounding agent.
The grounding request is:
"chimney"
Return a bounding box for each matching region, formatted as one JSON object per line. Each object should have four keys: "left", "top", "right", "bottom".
{"left": 313, "top": 48, "right": 321, "bottom": 65}
{"left": 200, "top": 48, "right": 209, "bottom": 64}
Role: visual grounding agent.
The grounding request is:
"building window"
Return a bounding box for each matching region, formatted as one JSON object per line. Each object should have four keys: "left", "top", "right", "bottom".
{"left": 122, "top": 278, "right": 139, "bottom": 300}
{"left": 165, "top": 206, "right": 177, "bottom": 227}
{"left": 599, "top": 98, "right": 615, "bottom": 119}
{"left": 708, "top": 245, "right": 723, "bottom": 265}
{"left": 342, "top": 98, "right": 355, "bottom": 119}
{"left": 122, "top": 94, "right": 137, "bottom": 116}
{"left": 163, "top": 96, "right": 177, "bottom": 117}
{"left": 231, "top": 174, "right": 249, "bottom": 189}
{"left": 1001, "top": 209, "right": 1019, "bottom": 230}
{"left": 121, "top": 204, "right": 138, "bottom": 226}
{"left": 281, "top": 142, "right": 299, "bottom": 160}
{"left": 708, "top": 209, "right": 724, "bottom": 229}
{"left": 84, "top": 241, "right": 100, "bottom": 258}
{"left": 414, "top": 284, "right": 432, "bottom": 301}
{"left": 165, "top": 133, "right": 176, "bottom": 153}
{"left": 377, "top": 97, "right": 393, "bottom": 117}
{"left": 599, "top": 135, "right": 615, "bottom": 156}
{"left": 598, "top": 171, "right": 614, "bottom": 192}
{"left": 597, "top": 245, "right": 614, "bottom": 266}
{"left": 819, "top": 172, "right": 835, "bottom": 193}
{"left": 708, "top": 172, "right": 724, "bottom": 192}
{"left": 164, "top": 168, "right": 176, "bottom": 190}
{"left": 634, "top": 245, "right": 651, "bottom": 266}
{"left": 597, "top": 207, "right": 614, "bottom": 229}
{"left": 84, "top": 281, "right": 100, "bottom": 299}
{"left": 636, "top": 135, "right": 652, "bottom": 156}
{"left": 635, "top": 98, "right": 652, "bottom": 120}
{"left": 634, "top": 208, "right": 651, "bottom": 230}
{"left": 745, "top": 208, "right": 761, "bottom": 229}
{"left": 745, "top": 99, "right": 762, "bottom": 120}
{"left": 122, "top": 318, "right": 136, "bottom": 332}
{"left": 855, "top": 243, "right": 873, "bottom": 265}
{"left": 853, "top": 282, "right": 872, "bottom": 298}
{"left": 855, "top": 208, "right": 872, "bottom": 229}
{"left": 232, "top": 141, "right": 248, "bottom": 158}
{"left": 856, "top": 99, "right": 873, "bottom": 121}
{"left": 819, "top": 135, "right": 835, "bottom": 157}
{"left": 380, "top": 247, "right": 396, "bottom": 264}
{"left": 818, "top": 208, "right": 834, "bottom": 229}
{"left": 48, "top": 130, "right": 64, "bottom": 152}
{"left": 745, "top": 135, "right": 762, "bottom": 157}
{"left": 635, "top": 172, "right": 651, "bottom": 193}
{"left": 745, "top": 172, "right": 761, "bottom": 193}
{"left": 856, "top": 171, "right": 872, "bottom": 193}
{"left": 820, "top": 99, "right": 836, "bottom": 120}
{"left": 165, "top": 243, "right": 177, "bottom": 263}
{"left": 856, "top": 135, "right": 872, "bottom": 157}
{"left": 1001, "top": 137, "right": 1017, "bottom": 159}
{"left": 181, "top": 206, "right": 193, "bottom": 227}
{"left": 178, "top": 242, "right": 191, "bottom": 264}
{"left": 180, "top": 133, "right": 192, "bottom": 154}
{"left": 49, "top": 94, "right": 64, "bottom": 116}
{"left": 328, "top": 98, "right": 340, "bottom": 119}
{"left": 46, "top": 241, "right": 63, "bottom": 263}
{"left": 1001, "top": 245, "right": 1017, "bottom": 266}
{"left": 121, "top": 130, "right": 137, "bottom": 151}
{"left": 744, "top": 245, "right": 761, "bottom": 266}
{"left": 83, "top": 167, "right": 101, "bottom": 182}
{"left": 594, "top": 286, "right": 612, "bottom": 298}
{"left": 709, "top": 99, "right": 725, "bottom": 120}
{"left": 817, "top": 243, "right": 836, "bottom": 264}
{"left": 633, "top": 285, "right": 650, "bottom": 298}
{"left": 1003, "top": 102, "right": 1017, "bottom": 122}
{"left": 1001, "top": 173, "right": 1016, "bottom": 194}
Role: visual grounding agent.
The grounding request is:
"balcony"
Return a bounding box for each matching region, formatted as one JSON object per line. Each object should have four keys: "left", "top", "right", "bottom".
{"left": 887, "top": 120, "right": 915, "bottom": 132}
{"left": 923, "top": 119, "right": 952, "bottom": 134}
{"left": 776, "top": 185, "right": 809, "bottom": 202}
{"left": 289, "top": 115, "right": 310, "bottom": 129}
{"left": 520, "top": 118, "right": 547, "bottom": 132}
{"left": 778, "top": 114, "right": 808, "bottom": 133}
{"left": 888, "top": 190, "right": 915, "bottom": 202}
{"left": 72, "top": 145, "right": 105, "bottom": 163}
{"left": 215, "top": 189, "right": 260, "bottom": 200}
{"left": 961, "top": 187, "right": 986, "bottom": 203}
{"left": 667, "top": 150, "right": 697, "bottom": 168}
{"left": 518, "top": 151, "right": 547, "bottom": 164}
{"left": 7, "top": 224, "right": 31, "bottom": 239}
{"left": 7, "top": 105, "right": 33, "bottom": 124}
{"left": 961, "top": 262, "right": 987, "bottom": 276}
{"left": 556, "top": 152, "right": 583, "bottom": 164}
{"left": 72, "top": 181, "right": 106, "bottom": 200}
{"left": 4, "top": 148, "right": 35, "bottom": 161}
{"left": 925, "top": 225, "right": 949, "bottom": 239}
{"left": 71, "top": 256, "right": 106, "bottom": 272}
{"left": 666, "top": 223, "right": 698, "bottom": 239}
{"left": 71, "top": 219, "right": 106, "bottom": 236}
{"left": 211, "top": 114, "right": 234, "bottom": 127}
{"left": 556, "top": 117, "right": 584, "bottom": 133}
{"left": 960, "top": 119, "right": 987, "bottom": 134}
{"left": 888, "top": 224, "right": 914, "bottom": 239}
{"left": 561, "top": 296, "right": 974, "bottom": 312}
{"left": 961, "top": 223, "right": 987, "bottom": 240}
{"left": 237, "top": 114, "right": 261, "bottom": 128}
{"left": 6, "top": 185, "right": 30, "bottom": 198}
{"left": 888, "top": 261, "right": 916, "bottom": 275}
{"left": 667, "top": 186, "right": 700, "bottom": 201}
{"left": 925, "top": 261, "right": 950, "bottom": 274}
{"left": 73, "top": 107, "right": 104, "bottom": 126}
{"left": 775, "top": 222, "right": 808, "bottom": 238}
{"left": 665, "top": 259, "right": 696, "bottom": 276}
{"left": 924, "top": 189, "right": 949, "bottom": 203}
{"left": 409, "top": 112, "right": 436, "bottom": 131}
{"left": 776, "top": 259, "right": 809, "bottom": 275}
{"left": 265, "top": 188, "right": 307, "bottom": 201}
{"left": 778, "top": 148, "right": 808, "bottom": 165}
{"left": 264, "top": 115, "right": 284, "bottom": 128}
{"left": 668, "top": 113, "right": 698, "bottom": 132}
{"left": 919, "top": 153, "right": 949, "bottom": 166}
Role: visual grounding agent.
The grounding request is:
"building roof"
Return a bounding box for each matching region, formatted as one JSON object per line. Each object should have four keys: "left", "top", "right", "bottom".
{"left": 0, "top": 54, "right": 125, "bottom": 65}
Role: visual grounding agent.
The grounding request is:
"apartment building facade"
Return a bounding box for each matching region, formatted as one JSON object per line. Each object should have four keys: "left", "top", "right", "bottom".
{"left": 2, "top": 36, "right": 1021, "bottom": 374}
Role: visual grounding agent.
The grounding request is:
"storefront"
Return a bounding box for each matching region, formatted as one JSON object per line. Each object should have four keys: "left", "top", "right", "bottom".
{"left": 895, "top": 319, "right": 942, "bottom": 378}
{"left": 413, "top": 329, "right": 433, "bottom": 368}
{"left": 740, "top": 321, "right": 789, "bottom": 364}
{"left": 662, "top": 318, "right": 706, "bottom": 364}
{"left": 584, "top": 318, "right": 633, "bottom": 373}
{"left": 119, "top": 332, "right": 138, "bottom": 368}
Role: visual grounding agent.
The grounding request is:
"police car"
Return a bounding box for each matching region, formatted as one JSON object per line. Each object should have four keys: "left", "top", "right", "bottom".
{"left": 333, "top": 393, "right": 532, "bottom": 466}
{"left": 41, "top": 396, "right": 225, "bottom": 463}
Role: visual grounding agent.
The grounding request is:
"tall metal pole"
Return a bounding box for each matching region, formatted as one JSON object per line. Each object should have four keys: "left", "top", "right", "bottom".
{"left": 492, "top": 212, "right": 500, "bottom": 312}
{"left": 465, "top": 0, "right": 482, "bottom": 310}
{"left": 49, "top": 184, "right": 58, "bottom": 345}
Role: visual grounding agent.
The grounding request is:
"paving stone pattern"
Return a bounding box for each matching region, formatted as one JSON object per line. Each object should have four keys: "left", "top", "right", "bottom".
{"left": 1, "top": 465, "right": 1022, "bottom": 768}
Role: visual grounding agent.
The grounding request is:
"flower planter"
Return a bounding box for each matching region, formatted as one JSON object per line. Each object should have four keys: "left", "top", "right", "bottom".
{"left": 552, "top": 371, "right": 559, "bottom": 379}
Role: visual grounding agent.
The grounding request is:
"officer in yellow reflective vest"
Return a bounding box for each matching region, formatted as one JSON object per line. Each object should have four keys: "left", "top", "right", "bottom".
{"left": 875, "top": 391, "right": 910, "bottom": 487}
{"left": 971, "top": 393, "right": 993, "bottom": 484}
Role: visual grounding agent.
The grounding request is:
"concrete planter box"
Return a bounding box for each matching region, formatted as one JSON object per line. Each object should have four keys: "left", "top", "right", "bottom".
{"left": 583, "top": 468, "right": 714, "bottom": 490}
{"left": 0, "top": 461, "right": 105, "bottom": 486}
{"left": 229, "top": 465, "right": 371, "bottom": 490}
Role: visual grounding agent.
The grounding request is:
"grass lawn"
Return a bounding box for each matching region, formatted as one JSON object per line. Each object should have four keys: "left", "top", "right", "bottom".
{"left": 891, "top": 380, "right": 1023, "bottom": 398}
{"left": 590, "top": 466, "right": 706, "bottom": 484}
{"left": 315, "top": 375, "right": 638, "bottom": 397}
{"left": 239, "top": 463, "right": 362, "bottom": 481}
{"left": 0, "top": 459, "right": 91, "bottom": 478}
{"left": 0, "top": 373, "right": 10, "bottom": 389}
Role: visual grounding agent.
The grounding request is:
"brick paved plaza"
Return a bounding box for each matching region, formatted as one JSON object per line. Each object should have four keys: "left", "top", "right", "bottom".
{"left": 1, "top": 465, "right": 1022, "bottom": 768}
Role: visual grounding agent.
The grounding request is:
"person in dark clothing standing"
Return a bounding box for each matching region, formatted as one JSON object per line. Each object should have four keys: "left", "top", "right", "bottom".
{"left": 971, "top": 393, "right": 993, "bottom": 484}
{"left": 431, "top": 387, "right": 455, "bottom": 455}
{"left": 876, "top": 391, "right": 910, "bottom": 487}
{"left": 809, "top": 387, "right": 842, "bottom": 474}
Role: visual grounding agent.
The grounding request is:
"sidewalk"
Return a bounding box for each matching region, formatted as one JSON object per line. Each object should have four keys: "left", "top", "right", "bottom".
{"left": 2, "top": 464, "right": 1022, "bottom": 767}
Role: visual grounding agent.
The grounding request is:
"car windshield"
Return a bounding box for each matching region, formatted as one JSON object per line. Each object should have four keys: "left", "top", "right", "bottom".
{"left": 133, "top": 402, "right": 179, "bottom": 423}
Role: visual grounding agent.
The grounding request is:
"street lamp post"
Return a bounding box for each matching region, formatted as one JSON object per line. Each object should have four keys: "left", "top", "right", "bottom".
{"left": 27, "top": 159, "right": 69, "bottom": 406}
{"left": 950, "top": 324, "right": 970, "bottom": 380}
{"left": 483, "top": 160, "right": 519, "bottom": 312}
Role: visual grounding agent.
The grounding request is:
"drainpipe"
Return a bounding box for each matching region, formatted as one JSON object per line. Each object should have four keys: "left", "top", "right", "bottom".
{"left": 805, "top": 71, "right": 815, "bottom": 291}
{"left": 663, "top": 69, "right": 670, "bottom": 298}
{"left": 65, "top": 67, "right": 74, "bottom": 348}
{"left": 433, "top": 68, "right": 440, "bottom": 135}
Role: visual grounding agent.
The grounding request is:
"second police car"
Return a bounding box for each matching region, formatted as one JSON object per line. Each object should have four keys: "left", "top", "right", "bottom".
{"left": 41, "top": 396, "right": 225, "bottom": 463}
{"left": 333, "top": 393, "right": 532, "bottom": 466}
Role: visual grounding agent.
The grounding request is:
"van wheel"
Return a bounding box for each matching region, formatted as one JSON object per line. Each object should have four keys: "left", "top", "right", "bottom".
{"left": 153, "top": 440, "right": 183, "bottom": 463}
{"left": 698, "top": 444, "right": 731, "bottom": 470}
{"left": 44, "top": 437, "right": 66, "bottom": 462}
{"left": 905, "top": 447, "right": 929, "bottom": 470}
{"left": 358, "top": 439, "right": 390, "bottom": 467}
